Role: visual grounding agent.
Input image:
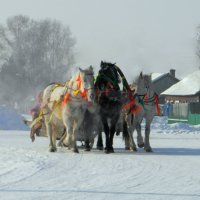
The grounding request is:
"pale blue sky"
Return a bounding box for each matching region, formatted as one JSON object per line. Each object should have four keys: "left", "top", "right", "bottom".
{"left": 0, "top": 0, "right": 200, "bottom": 80}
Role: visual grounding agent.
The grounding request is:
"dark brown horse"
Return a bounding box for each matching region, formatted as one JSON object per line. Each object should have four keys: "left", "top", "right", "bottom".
{"left": 95, "top": 61, "right": 134, "bottom": 153}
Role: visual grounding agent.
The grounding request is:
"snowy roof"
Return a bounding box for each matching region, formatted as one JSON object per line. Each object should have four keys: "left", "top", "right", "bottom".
{"left": 151, "top": 73, "right": 165, "bottom": 81}
{"left": 161, "top": 70, "right": 200, "bottom": 96}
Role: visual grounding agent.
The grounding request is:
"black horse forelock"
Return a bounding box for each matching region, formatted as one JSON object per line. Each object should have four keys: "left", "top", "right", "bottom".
{"left": 100, "top": 62, "right": 120, "bottom": 87}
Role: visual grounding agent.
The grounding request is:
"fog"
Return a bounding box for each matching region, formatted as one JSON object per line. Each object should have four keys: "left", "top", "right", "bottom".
{"left": 1, "top": 0, "right": 200, "bottom": 80}
{"left": 0, "top": 0, "right": 200, "bottom": 111}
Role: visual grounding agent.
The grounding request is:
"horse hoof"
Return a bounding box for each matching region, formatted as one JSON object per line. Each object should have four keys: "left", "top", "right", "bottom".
{"left": 85, "top": 148, "right": 91, "bottom": 151}
{"left": 130, "top": 147, "right": 137, "bottom": 152}
{"left": 138, "top": 143, "right": 145, "bottom": 148}
{"left": 125, "top": 147, "right": 130, "bottom": 150}
{"left": 73, "top": 148, "right": 79, "bottom": 153}
{"left": 145, "top": 147, "right": 153, "bottom": 152}
{"left": 104, "top": 148, "right": 114, "bottom": 154}
{"left": 110, "top": 148, "right": 114, "bottom": 153}
{"left": 104, "top": 149, "right": 110, "bottom": 154}
{"left": 49, "top": 147, "right": 57, "bottom": 152}
{"left": 97, "top": 146, "right": 103, "bottom": 150}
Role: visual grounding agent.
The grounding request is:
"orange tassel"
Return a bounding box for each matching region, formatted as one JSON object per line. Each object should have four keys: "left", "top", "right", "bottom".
{"left": 80, "top": 89, "right": 87, "bottom": 98}
{"left": 62, "top": 93, "right": 70, "bottom": 107}
{"left": 131, "top": 105, "right": 142, "bottom": 115}
{"left": 76, "top": 75, "right": 82, "bottom": 89}
{"left": 123, "top": 99, "right": 136, "bottom": 110}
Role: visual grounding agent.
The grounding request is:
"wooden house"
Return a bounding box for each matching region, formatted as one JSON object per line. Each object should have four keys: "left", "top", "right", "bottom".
{"left": 151, "top": 69, "right": 180, "bottom": 104}
{"left": 161, "top": 70, "right": 200, "bottom": 103}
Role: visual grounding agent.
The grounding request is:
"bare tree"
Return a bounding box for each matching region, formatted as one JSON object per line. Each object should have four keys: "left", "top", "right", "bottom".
{"left": 0, "top": 15, "right": 76, "bottom": 111}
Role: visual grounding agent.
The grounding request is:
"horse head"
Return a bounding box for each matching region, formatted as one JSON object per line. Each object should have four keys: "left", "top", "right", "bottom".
{"left": 137, "top": 72, "right": 154, "bottom": 98}
{"left": 77, "top": 66, "right": 95, "bottom": 103}
{"left": 96, "top": 61, "right": 120, "bottom": 91}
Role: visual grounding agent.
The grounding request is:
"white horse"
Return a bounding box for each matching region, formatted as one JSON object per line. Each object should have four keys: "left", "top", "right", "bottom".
{"left": 42, "top": 66, "right": 95, "bottom": 153}
{"left": 123, "top": 72, "right": 160, "bottom": 152}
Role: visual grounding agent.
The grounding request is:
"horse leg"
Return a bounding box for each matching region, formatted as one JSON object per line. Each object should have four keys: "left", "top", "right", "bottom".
{"left": 51, "top": 123, "right": 57, "bottom": 150}
{"left": 102, "top": 120, "right": 111, "bottom": 154}
{"left": 97, "top": 123, "right": 103, "bottom": 150}
{"left": 123, "top": 117, "right": 130, "bottom": 150}
{"left": 109, "top": 115, "right": 121, "bottom": 153}
{"left": 143, "top": 108, "right": 155, "bottom": 152}
{"left": 72, "top": 116, "right": 85, "bottom": 153}
{"left": 72, "top": 127, "right": 79, "bottom": 153}
{"left": 125, "top": 113, "right": 137, "bottom": 151}
{"left": 144, "top": 123, "right": 152, "bottom": 152}
{"left": 144, "top": 112, "right": 154, "bottom": 152}
{"left": 46, "top": 122, "right": 57, "bottom": 152}
{"left": 84, "top": 131, "right": 91, "bottom": 152}
{"left": 57, "top": 129, "right": 68, "bottom": 147}
{"left": 62, "top": 117, "right": 73, "bottom": 150}
{"left": 136, "top": 122, "right": 144, "bottom": 148}
{"left": 109, "top": 125, "right": 115, "bottom": 153}
{"left": 83, "top": 118, "right": 91, "bottom": 151}
{"left": 68, "top": 121, "right": 79, "bottom": 153}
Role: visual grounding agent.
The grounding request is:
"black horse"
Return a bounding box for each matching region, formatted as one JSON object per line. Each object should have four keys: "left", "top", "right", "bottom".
{"left": 95, "top": 61, "right": 126, "bottom": 153}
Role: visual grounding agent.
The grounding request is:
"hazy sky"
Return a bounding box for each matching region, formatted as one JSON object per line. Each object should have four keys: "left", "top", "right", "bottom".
{"left": 0, "top": 0, "right": 200, "bottom": 81}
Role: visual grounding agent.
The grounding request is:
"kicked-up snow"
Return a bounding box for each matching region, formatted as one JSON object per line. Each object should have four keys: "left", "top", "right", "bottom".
{"left": 0, "top": 118, "right": 200, "bottom": 200}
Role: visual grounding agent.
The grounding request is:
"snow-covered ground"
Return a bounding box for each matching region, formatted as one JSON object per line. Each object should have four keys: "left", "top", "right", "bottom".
{"left": 0, "top": 107, "right": 200, "bottom": 200}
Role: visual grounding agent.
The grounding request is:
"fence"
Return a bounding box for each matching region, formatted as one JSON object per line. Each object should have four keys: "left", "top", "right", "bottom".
{"left": 188, "top": 102, "right": 200, "bottom": 125}
{"left": 162, "top": 102, "right": 200, "bottom": 125}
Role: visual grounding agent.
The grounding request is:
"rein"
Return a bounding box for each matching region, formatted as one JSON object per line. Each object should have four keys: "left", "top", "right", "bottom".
{"left": 136, "top": 92, "right": 161, "bottom": 115}
{"left": 137, "top": 93, "right": 156, "bottom": 104}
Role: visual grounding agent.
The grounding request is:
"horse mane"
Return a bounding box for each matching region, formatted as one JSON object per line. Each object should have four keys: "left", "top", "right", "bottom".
{"left": 101, "top": 61, "right": 116, "bottom": 66}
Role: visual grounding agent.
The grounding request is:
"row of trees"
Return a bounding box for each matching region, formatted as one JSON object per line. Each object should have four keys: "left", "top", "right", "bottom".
{"left": 0, "top": 15, "right": 76, "bottom": 111}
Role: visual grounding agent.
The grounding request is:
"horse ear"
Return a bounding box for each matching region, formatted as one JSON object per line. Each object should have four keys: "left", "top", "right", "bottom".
{"left": 89, "top": 65, "right": 93, "bottom": 70}
{"left": 140, "top": 72, "right": 143, "bottom": 78}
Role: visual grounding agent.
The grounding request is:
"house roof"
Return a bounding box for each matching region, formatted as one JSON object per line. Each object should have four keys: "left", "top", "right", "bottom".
{"left": 151, "top": 72, "right": 179, "bottom": 83}
{"left": 161, "top": 70, "right": 200, "bottom": 96}
{"left": 151, "top": 73, "right": 165, "bottom": 82}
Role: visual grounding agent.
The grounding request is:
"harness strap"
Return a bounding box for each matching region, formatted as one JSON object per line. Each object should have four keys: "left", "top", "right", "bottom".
{"left": 48, "top": 98, "right": 62, "bottom": 123}
{"left": 136, "top": 93, "right": 161, "bottom": 115}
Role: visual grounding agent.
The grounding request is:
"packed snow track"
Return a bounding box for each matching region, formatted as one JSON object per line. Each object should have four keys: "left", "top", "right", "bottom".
{"left": 0, "top": 129, "right": 200, "bottom": 200}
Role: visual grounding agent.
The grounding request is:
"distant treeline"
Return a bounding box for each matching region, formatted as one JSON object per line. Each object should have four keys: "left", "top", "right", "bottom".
{"left": 0, "top": 15, "right": 76, "bottom": 111}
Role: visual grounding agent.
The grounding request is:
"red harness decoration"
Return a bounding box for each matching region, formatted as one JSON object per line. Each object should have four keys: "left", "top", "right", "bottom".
{"left": 95, "top": 88, "right": 99, "bottom": 96}
{"left": 123, "top": 99, "right": 142, "bottom": 115}
{"left": 144, "top": 94, "right": 148, "bottom": 102}
{"left": 123, "top": 99, "right": 136, "bottom": 110}
{"left": 105, "top": 88, "right": 109, "bottom": 96}
{"left": 76, "top": 74, "right": 82, "bottom": 89}
{"left": 123, "top": 89, "right": 141, "bottom": 115}
{"left": 131, "top": 105, "right": 142, "bottom": 114}
{"left": 62, "top": 93, "right": 70, "bottom": 107}
{"left": 80, "top": 88, "right": 87, "bottom": 99}
{"left": 62, "top": 74, "right": 89, "bottom": 107}
{"left": 77, "top": 75, "right": 88, "bottom": 100}
{"left": 155, "top": 95, "right": 161, "bottom": 116}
